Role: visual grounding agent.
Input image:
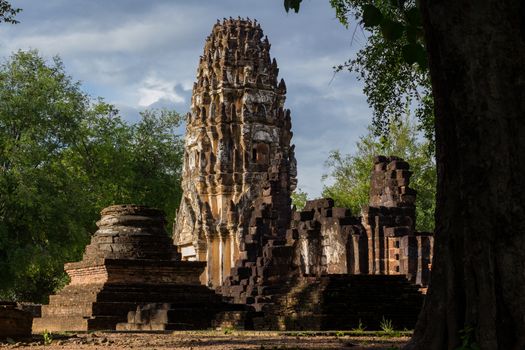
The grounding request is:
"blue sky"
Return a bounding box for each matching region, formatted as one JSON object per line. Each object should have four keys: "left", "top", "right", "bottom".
{"left": 1, "top": 0, "right": 373, "bottom": 197}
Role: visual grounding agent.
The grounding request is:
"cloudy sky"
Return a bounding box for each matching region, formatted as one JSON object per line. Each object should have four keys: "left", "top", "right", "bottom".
{"left": 0, "top": 0, "right": 373, "bottom": 197}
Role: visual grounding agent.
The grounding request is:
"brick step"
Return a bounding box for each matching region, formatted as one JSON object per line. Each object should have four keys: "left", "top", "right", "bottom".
{"left": 320, "top": 294, "right": 423, "bottom": 302}
{"left": 42, "top": 301, "right": 140, "bottom": 318}
{"left": 254, "top": 274, "right": 426, "bottom": 330}
{"left": 100, "top": 284, "right": 217, "bottom": 293}
{"left": 116, "top": 321, "right": 211, "bottom": 331}
{"left": 49, "top": 293, "right": 98, "bottom": 305}
{"left": 117, "top": 302, "right": 227, "bottom": 331}
{"left": 95, "top": 291, "right": 220, "bottom": 303}
{"left": 33, "top": 316, "right": 88, "bottom": 333}
{"left": 33, "top": 314, "right": 124, "bottom": 332}
{"left": 48, "top": 290, "right": 220, "bottom": 306}
{"left": 41, "top": 303, "right": 93, "bottom": 317}
{"left": 129, "top": 307, "right": 220, "bottom": 324}
{"left": 87, "top": 315, "right": 126, "bottom": 330}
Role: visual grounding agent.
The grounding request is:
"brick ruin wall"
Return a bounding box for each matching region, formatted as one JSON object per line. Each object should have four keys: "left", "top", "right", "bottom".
{"left": 217, "top": 154, "right": 434, "bottom": 309}
{"left": 290, "top": 156, "right": 433, "bottom": 287}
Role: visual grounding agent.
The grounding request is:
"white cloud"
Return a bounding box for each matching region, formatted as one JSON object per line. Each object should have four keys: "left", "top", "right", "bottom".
{"left": 137, "top": 76, "right": 185, "bottom": 107}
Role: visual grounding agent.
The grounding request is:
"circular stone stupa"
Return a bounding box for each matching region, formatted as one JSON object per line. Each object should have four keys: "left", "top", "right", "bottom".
{"left": 33, "top": 205, "right": 223, "bottom": 332}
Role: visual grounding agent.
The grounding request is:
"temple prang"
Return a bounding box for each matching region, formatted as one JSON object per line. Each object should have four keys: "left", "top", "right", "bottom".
{"left": 173, "top": 18, "right": 296, "bottom": 288}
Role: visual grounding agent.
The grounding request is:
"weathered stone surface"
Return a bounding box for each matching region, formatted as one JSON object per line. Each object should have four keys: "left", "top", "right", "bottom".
{"left": 254, "top": 275, "right": 424, "bottom": 331}
{"left": 172, "top": 18, "right": 296, "bottom": 288}
{"left": 286, "top": 157, "right": 433, "bottom": 287}
{"left": 216, "top": 156, "right": 432, "bottom": 329}
{"left": 34, "top": 205, "right": 223, "bottom": 332}
{"left": 217, "top": 147, "right": 297, "bottom": 312}
{"left": 361, "top": 156, "right": 433, "bottom": 285}
{"left": 0, "top": 302, "right": 32, "bottom": 338}
{"left": 288, "top": 199, "right": 365, "bottom": 276}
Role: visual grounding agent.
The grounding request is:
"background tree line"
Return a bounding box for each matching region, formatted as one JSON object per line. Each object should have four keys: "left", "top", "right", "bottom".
{"left": 322, "top": 115, "right": 435, "bottom": 232}
{"left": 0, "top": 50, "right": 184, "bottom": 302}
{"left": 293, "top": 114, "right": 436, "bottom": 233}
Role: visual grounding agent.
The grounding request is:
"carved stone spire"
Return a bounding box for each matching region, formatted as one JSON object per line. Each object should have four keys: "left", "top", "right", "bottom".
{"left": 173, "top": 18, "right": 297, "bottom": 287}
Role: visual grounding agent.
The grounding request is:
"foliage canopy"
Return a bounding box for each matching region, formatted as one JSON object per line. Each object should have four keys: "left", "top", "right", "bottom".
{"left": 322, "top": 116, "right": 435, "bottom": 232}
{"left": 0, "top": 50, "right": 184, "bottom": 302}
{"left": 285, "top": 0, "right": 434, "bottom": 148}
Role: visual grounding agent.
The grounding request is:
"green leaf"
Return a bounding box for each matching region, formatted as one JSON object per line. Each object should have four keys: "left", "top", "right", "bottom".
{"left": 406, "top": 25, "right": 418, "bottom": 43}
{"left": 405, "top": 7, "right": 422, "bottom": 27}
{"left": 362, "top": 5, "right": 383, "bottom": 28}
{"left": 380, "top": 19, "right": 404, "bottom": 42}
{"left": 389, "top": 0, "right": 405, "bottom": 9}
{"left": 402, "top": 43, "right": 427, "bottom": 69}
{"left": 284, "top": 0, "right": 302, "bottom": 13}
{"left": 291, "top": 0, "right": 302, "bottom": 13}
{"left": 402, "top": 43, "right": 418, "bottom": 64}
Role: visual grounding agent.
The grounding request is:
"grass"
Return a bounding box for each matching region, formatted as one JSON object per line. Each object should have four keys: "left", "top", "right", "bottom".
{"left": 354, "top": 319, "right": 366, "bottom": 332}
{"left": 282, "top": 330, "right": 411, "bottom": 338}
{"left": 42, "top": 330, "right": 53, "bottom": 346}
{"left": 168, "top": 329, "right": 413, "bottom": 338}
{"left": 380, "top": 317, "right": 394, "bottom": 334}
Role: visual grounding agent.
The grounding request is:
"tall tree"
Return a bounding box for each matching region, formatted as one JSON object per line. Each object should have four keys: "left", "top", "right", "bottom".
{"left": 329, "top": 0, "right": 434, "bottom": 145}
{"left": 406, "top": 1, "right": 525, "bottom": 349}
{"left": 286, "top": 0, "right": 525, "bottom": 348}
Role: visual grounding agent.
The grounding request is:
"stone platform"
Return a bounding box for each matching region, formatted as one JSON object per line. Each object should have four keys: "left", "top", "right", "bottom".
{"left": 33, "top": 205, "right": 223, "bottom": 332}
{"left": 0, "top": 302, "right": 33, "bottom": 338}
{"left": 116, "top": 301, "right": 245, "bottom": 331}
{"left": 255, "top": 274, "right": 424, "bottom": 331}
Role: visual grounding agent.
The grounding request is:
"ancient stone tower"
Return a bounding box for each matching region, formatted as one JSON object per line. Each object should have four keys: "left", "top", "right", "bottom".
{"left": 173, "top": 18, "right": 297, "bottom": 288}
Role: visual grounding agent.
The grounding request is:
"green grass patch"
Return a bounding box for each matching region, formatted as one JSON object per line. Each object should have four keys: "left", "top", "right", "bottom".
{"left": 282, "top": 330, "right": 412, "bottom": 338}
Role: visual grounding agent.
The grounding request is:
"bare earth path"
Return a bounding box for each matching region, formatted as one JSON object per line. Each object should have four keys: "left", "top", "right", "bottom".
{"left": 0, "top": 331, "right": 408, "bottom": 350}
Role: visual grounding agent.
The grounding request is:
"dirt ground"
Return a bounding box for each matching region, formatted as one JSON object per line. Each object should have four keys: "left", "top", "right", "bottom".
{"left": 0, "top": 331, "right": 408, "bottom": 350}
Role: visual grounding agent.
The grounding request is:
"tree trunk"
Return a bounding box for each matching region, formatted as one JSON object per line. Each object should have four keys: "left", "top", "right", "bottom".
{"left": 406, "top": 1, "right": 525, "bottom": 349}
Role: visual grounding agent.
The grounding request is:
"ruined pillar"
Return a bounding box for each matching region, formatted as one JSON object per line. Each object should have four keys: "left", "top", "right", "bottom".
{"left": 360, "top": 156, "right": 435, "bottom": 281}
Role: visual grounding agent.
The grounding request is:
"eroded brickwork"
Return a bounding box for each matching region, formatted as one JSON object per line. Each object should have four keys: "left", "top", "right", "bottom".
{"left": 361, "top": 156, "right": 432, "bottom": 285}
{"left": 287, "top": 156, "right": 433, "bottom": 287}
{"left": 288, "top": 199, "right": 366, "bottom": 276}
{"left": 0, "top": 302, "right": 32, "bottom": 338}
{"left": 173, "top": 18, "right": 296, "bottom": 288}
{"left": 33, "top": 205, "right": 222, "bottom": 332}
{"left": 217, "top": 149, "right": 296, "bottom": 312}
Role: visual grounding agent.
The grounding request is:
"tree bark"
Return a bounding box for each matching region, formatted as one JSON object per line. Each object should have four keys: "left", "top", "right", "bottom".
{"left": 406, "top": 1, "right": 525, "bottom": 349}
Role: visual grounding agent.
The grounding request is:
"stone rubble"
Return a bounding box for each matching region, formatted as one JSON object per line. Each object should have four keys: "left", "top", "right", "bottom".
{"left": 0, "top": 302, "right": 32, "bottom": 338}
